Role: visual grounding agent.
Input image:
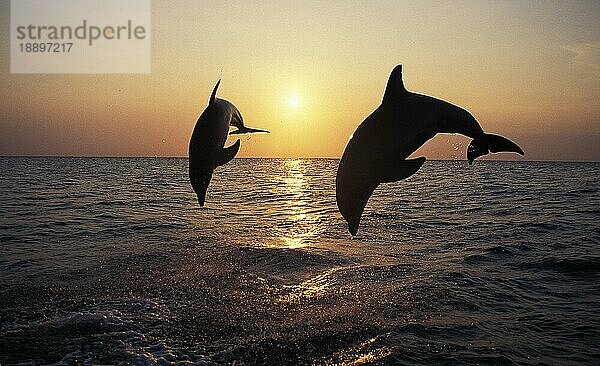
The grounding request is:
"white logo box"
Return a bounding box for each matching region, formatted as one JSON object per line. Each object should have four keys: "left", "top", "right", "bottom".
{"left": 11, "top": 0, "right": 151, "bottom": 74}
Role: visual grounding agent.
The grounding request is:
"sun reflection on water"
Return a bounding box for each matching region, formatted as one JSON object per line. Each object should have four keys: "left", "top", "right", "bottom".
{"left": 267, "top": 159, "right": 325, "bottom": 249}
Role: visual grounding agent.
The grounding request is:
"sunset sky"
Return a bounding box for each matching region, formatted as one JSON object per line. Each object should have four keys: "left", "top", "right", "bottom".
{"left": 1, "top": 0, "right": 598, "bottom": 161}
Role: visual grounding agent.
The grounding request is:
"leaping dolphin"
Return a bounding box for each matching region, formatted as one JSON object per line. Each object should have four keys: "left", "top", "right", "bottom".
{"left": 336, "top": 65, "right": 524, "bottom": 235}
{"left": 189, "top": 79, "right": 269, "bottom": 206}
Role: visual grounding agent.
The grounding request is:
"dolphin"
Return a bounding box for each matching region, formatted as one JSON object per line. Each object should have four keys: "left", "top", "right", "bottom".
{"left": 336, "top": 65, "right": 524, "bottom": 235}
{"left": 189, "top": 79, "right": 269, "bottom": 206}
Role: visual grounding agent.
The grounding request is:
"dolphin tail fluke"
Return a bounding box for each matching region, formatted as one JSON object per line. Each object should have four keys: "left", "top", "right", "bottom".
{"left": 380, "top": 157, "right": 426, "bottom": 183}
{"left": 467, "top": 133, "right": 524, "bottom": 165}
{"left": 229, "top": 126, "right": 270, "bottom": 135}
{"left": 216, "top": 139, "right": 240, "bottom": 167}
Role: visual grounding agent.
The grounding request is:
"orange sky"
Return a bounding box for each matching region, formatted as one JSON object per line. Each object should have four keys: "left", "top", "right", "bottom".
{"left": 1, "top": 1, "right": 599, "bottom": 160}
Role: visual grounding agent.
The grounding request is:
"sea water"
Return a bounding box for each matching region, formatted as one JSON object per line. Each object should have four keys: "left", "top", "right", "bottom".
{"left": 1, "top": 157, "right": 598, "bottom": 364}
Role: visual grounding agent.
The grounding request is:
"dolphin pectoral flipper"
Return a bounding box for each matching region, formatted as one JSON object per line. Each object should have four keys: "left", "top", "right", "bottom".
{"left": 216, "top": 139, "right": 240, "bottom": 167}
{"left": 467, "top": 133, "right": 524, "bottom": 165}
{"left": 379, "top": 157, "right": 426, "bottom": 183}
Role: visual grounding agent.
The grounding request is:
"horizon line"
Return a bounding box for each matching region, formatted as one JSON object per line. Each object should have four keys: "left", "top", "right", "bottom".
{"left": 0, "top": 155, "right": 598, "bottom": 163}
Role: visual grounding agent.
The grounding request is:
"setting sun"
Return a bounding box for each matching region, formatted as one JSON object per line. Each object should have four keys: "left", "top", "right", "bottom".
{"left": 288, "top": 95, "right": 299, "bottom": 108}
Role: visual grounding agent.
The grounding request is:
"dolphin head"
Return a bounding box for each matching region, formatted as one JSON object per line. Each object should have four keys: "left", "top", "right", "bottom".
{"left": 196, "top": 188, "right": 208, "bottom": 206}
{"left": 194, "top": 178, "right": 210, "bottom": 206}
{"left": 190, "top": 168, "right": 214, "bottom": 206}
{"left": 336, "top": 157, "right": 379, "bottom": 236}
{"left": 337, "top": 181, "right": 377, "bottom": 236}
{"left": 337, "top": 191, "right": 365, "bottom": 236}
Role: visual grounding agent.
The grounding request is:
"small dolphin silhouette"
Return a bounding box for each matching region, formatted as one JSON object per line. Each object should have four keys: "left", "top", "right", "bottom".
{"left": 336, "top": 65, "right": 524, "bottom": 235}
{"left": 189, "top": 80, "right": 269, "bottom": 206}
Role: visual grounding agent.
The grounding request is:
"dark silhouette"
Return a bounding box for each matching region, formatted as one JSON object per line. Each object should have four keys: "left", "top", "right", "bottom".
{"left": 189, "top": 80, "right": 269, "bottom": 206}
{"left": 336, "top": 65, "right": 524, "bottom": 235}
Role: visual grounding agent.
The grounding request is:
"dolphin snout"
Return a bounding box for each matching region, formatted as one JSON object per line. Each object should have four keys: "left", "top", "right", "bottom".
{"left": 347, "top": 219, "right": 359, "bottom": 236}
{"left": 196, "top": 191, "right": 207, "bottom": 206}
{"left": 338, "top": 200, "right": 362, "bottom": 236}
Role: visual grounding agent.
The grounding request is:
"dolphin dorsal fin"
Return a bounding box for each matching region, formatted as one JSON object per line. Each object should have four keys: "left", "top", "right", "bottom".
{"left": 382, "top": 65, "right": 409, "bottom": 104}
{"left": 209, "top": 79, "right": 221, "bottom": 105}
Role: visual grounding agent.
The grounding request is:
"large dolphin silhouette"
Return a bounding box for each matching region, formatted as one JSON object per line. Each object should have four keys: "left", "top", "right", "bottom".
{"left": 189, "top": 80, "right": 269, "bottom": 206}
{"left": 336, "top": 65, "right": 524, "bottom": 235}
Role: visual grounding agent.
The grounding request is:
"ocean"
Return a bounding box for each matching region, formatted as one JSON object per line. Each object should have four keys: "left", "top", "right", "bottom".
{"left": 0, "top": 157, "right": 598, "bottom": 365}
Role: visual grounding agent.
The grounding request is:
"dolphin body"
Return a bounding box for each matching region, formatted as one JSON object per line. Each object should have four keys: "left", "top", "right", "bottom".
{"left": 189, "top": 80, "right": 268, "bottom": 206}
{"left": 336, "top": 65, "right": 524, "bottom": 235}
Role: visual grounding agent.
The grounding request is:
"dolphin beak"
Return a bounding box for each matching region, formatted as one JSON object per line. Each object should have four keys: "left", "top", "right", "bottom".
{"left": 342, "top": 213, "right": 360, "bottom": 236}
{"left": 348, "top": 221, "right": 359, "bottom": 236}
{"left": 197, "top": 191, "right": 206, "bottom": 206}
